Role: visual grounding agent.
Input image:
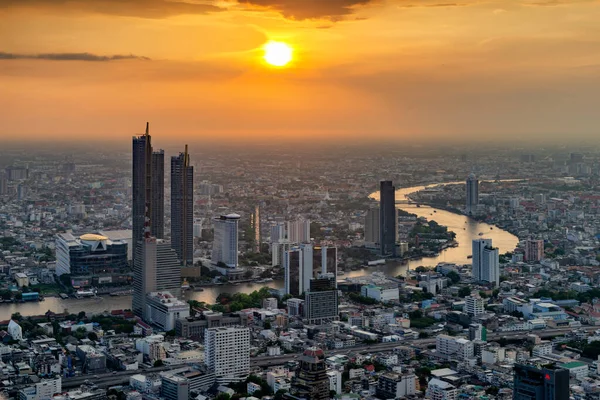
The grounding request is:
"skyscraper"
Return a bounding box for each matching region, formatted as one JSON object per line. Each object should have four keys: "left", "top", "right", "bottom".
{"left": 132, "top": 123, "right": 165, "bottom": 263}
{"left": 525, "top": 239, "right": 544, "bottom": 262}
{"left": 379, "top": 180, "right": 397, "bottom": 257}
{"left": 171, "top": 146, "right": 193, "bottom": 266}
{"left": 205, "top": 327, "right": 250, "bottom": 384}
{"left": 284, "top": 246, "right": 304, "bottom": 297}
{"left": 252, "top": 205, "right": 261, "bottom": 253}
{"left": 285, "top": 347, "right": 330, "bottom": 400}
{"left": 151, "top": 150, "right": 165, "bottom": 239}
{"left": 472, "top": 239, "right": 499, "bottom": 286}
{"left": 466, "top": 173, "right": 479, "bottom": 215}
{"left": 304, "top": 276, "right": 338, "bottom": 324}
{"left": 284, "top": 244, "right": 337, "bottom": 296}
{"left": 513, "top": 364, "right": 569, "bottom": 400}
{"left": 364, "top": 207, "right": 380, "bottom": 248}
{"left": 0, "top": 172, "right": 7, "bottom": 195}
{"left": 287, "top": 218, "right": 311, "bottom": 244}
{"left": 212, "top": 214, "right": 240, "bottom": 268}
{"left": 133, "top": 237, "right": 182, "bottom": 318}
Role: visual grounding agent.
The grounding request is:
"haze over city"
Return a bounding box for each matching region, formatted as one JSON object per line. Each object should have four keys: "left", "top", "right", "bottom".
{"left": 3, "top": 0, "right": 600, "bottom": 143}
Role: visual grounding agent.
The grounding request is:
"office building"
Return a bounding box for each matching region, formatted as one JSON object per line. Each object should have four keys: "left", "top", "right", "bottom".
{"left": 379, "top": 180, "right": 397, "bottom": 257}
{"left": 426, "top": 378, "right": 458, "bottom": 400}
{"left": 361, "top": 284, "right": 399, "bottom": 303}
{"left": 151, "top": 150, "right": 165, "bottom": 239}
{"left": 284, "top": 246, "right": 305, "bottom": 296}
{"left": 145, "top": 292, "right": 190, "bottom": 331}
{"left": 513, "top": 364, "right": 569, "bottom": 400}
{"left": 376, "top": 372, "right": 417, "bottom": 399}
{"left": 284, "top": 244, "right": 338, "bottom": 296}
{"left": 263, "top": 298, "right": 278, "bottom": 310}
{"left": 176, "top": 312, "right": 248, "bottom": 340}
{"left": 133, "top": 238, "right": 182, "bottom": 318}
{"left": 270, "top": 222, "right": 286, "bottom": 243}
{"left": 55, "top": 232, "right": 129, "bottom": 287}
{"left": 132, "top": 123, "right": 165, "bottom": 266}
{"left": 272, "top": 241, "right": 291, "bottom": 268}
{"left": 469, "top": 323, "right": 487, "bottom": 341}
{"left": 171, "top": 147, "right": 194, "bottom": 266}
{"left": 212, "top": 214, "right": 240, "bottom": 268}
{"left": 76, "top": 345, "right": 107, "bottom": 373}
{"left": 465, "top": 295, "right": 485, "bottom": 317}
{"left": 205, "top": 327, "right": 250, "bottom": 383}
{"left": 287, "top": 298, "right": 304, "bottom": 317}
{"left": 287, "top": 218, "right": 311, "bottom": 244}
{"left": 472, "top": 239, "right": 499, "bottom": 286}
{"left": 364, "top": 207, "right": 380, "bottom": 248}
{"left": 285, "top": 347, "right": 330, "bottom": 400}
{"left": 252, "top": 205, "right": 261, "bottom": 253}
{"left": 161, "top": 374, "right": 189, "bottom": 400}
{"left": 0, "top": 172, "right": 7, "bottom": 195}
{"left": 5, "top": 165, "right": 28, "bottom": 181}
{"left": 304, "top": 277, "right": 338, "bottom": 324}
{"left": 525, "top": 239, "right": 544, "bottom": 263}
{"left": 465, "top": 173, "right": 479, "bottom": 215}
{"left": 19, "top": 377, "right": 62, "bottom": 400}
{"left": 436, "top": 335, "right": 474, "bottom": 361}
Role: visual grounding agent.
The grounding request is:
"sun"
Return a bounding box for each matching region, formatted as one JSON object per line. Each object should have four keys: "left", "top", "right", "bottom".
{"left": 263, "top": 41, "right": 293, "bottom": 67}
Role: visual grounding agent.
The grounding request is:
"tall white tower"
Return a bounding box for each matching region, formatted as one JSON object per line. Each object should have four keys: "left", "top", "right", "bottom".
{"left": 205, "top": 327, "right": 250, "bottom": 383}
{"left": 212, "top": 213, "right": 240, "bottom": 268}
{"left": 472, "top": 239, "right": 499, "bottom": 286}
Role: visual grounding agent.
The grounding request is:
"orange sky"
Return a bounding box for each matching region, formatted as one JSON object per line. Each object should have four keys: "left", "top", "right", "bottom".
{"left": 2, "top": 0, "right": 600, "bottom": 143}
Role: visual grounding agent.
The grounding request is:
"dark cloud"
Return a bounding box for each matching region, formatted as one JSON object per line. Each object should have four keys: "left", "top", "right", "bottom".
{"left": 237, "top": 0, "right": 374, "bottom": 20}
{"left": 0, "top": 52, "right": 150, "bottom": 61}
{"left": 0, "top": 0, "right": 224, "bottom": 19}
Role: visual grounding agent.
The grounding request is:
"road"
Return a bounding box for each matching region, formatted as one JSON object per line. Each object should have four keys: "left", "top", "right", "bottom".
{"left": 51, "top": 326, "right": 597, "bottom": 389}
{"left": 249, "top": 326, "right": 598, "bottom": 367}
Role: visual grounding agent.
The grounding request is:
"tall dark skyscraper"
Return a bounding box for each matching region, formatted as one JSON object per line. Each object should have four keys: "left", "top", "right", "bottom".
{"left": 513, "top": 364, "right": 569, "bottom": 400}
{"left": 285, "top": 347, "right": 330, "bottom": 400}
{"left": 151, "top": 150, "right": 165, "bottom": 239}
{"left": 132, "top": 123, "right": 154, "bottom": 262}
{"left": 379, "top": 180, "right": 397, "bottom": 257}
{"left": 171, "top": 146, "right": 193, "bottom": 266}
{"left": 132, "top": 123, "right": 166, "bottom": 259}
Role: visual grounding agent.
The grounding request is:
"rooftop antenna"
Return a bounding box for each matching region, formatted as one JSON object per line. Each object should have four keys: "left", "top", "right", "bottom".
{"left": 145, "top": 122, "right": 149, "bottom": 136}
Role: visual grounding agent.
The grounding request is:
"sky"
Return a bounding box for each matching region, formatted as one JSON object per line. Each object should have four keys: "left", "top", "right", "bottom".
{"left": 2, "top": 0, "right": 600, "bottom": 144}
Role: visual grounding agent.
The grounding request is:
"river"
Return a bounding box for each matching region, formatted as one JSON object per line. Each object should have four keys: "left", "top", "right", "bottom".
{"left": 2, "top": 181, "right": 518, "bottom": 320}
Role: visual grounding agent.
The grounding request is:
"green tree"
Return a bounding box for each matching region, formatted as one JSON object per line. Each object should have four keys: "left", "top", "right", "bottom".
{"left": 11, "top": 312, "right": 22, "bottom": 321}
{"left": 15, "top": 292, "right": 23, "bottom": 300}
{"left": 458, "top": 287, "right": 471, "bottom": 297}
{"left": 215, "top": 394, "right": 231, "bottom": 400}
{"left": 154, "top": 359, "right": 164, "bottom": 367}
{"left": 446, "top": 271, "right": 460, "bottom": 284}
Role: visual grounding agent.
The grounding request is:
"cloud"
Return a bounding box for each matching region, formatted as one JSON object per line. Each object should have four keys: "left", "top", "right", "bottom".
{"left": 237, "top": 0, "right": 374, "bottom": 20}
{"left": 0, "top": 52, "right": 150, "bottom": 61}
{"left": 0, "top": 0, "right": 224, "bottom": 19}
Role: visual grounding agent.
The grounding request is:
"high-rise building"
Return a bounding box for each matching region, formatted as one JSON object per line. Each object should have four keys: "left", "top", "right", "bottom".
{"left": 466, "top": 173, "right": 479, "bottom": 215}
{"left": 205, "top": 327, "right": 250, "bottom": 383}
{"left": 472, "top": 239, "right": 499, "bottom": 286}
{"left": 151, "top": 150, "right": 165, "bottom": 239}
{"left": 55, "top": 232, "right": 129, "bottom": 286}
{"left": 525, "top": 239, "right": 544, "bottom": 263}
{"left": 436, "top": 335, "right": 474, "bottom": 361}
{"left": 252, "top": 205, "right": 261, "bottom": 253}
{"left": 160, "top": 374, "right": 189, "bottom": 400}
{"left": 464, "top": 294, "right": 485, "bottom": 317}
{"left": 513, "top": 364, "right": 569, "bottom": 400}
{"left": 287, "top": 219, "right": 311, "bottom": 244}
{"left": 132, "top": 123, "right": 165, "bottom": 265}
{"left": 171, "top": 147, "right": 193, "bottom": 266}
{"left": 284, "top": 247, "right": 304, "bottom": 297}
{"left": 285, "top": 347, "right": 330, "bottom": 400}
{"left": 284, "top": 244, "right": 337, "bottom": 296}
{"left": 304, "top": 277, "right": 338, "bottom": 324}
{"left": 364, "top": 207, "right": 380, "bottom": 248}
{"left": 133, "top": 238, "right": 182, "bottom": 318}
{"left": 469, "top": 323, "right": 487, "bottom": 341}
{"left": 145, "top": 292, "right": 190, "bottom": 331}
{"left": 212, "top": 214, "right": 240, "bottom": 268}
{"left": 379, "top": 180, "right": 397, "bottom": 257}
{"left": 0, "top": 172, "right": 7, "bottom": 195}
{"left": 270, "top": 223, "right": 286, "bottom": 243}
{"left": 18, "top": 377, "right": 62, "bottom": 400}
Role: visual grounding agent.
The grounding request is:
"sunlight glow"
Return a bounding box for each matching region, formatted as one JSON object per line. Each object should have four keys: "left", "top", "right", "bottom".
{"left": 263, "top": 41, "right": 293, "bottom": 67}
